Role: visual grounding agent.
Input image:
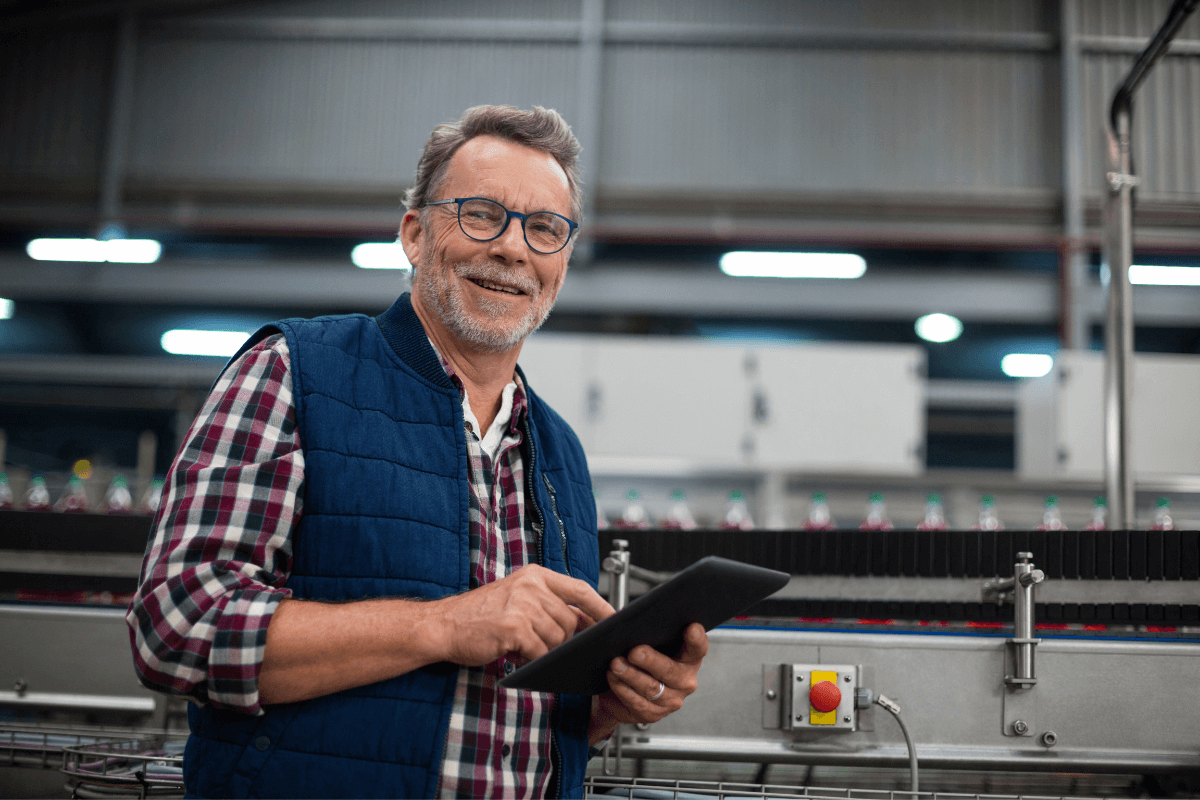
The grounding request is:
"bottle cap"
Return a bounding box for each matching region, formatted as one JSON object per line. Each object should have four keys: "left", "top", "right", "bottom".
{"left": 813, "top": 492, "right": 826, "bottom": 502}
{"left": 927, "top": 493, "right": 941, "bottom": 504}
{"left": 1156, "top": 496, "right": 1170, "bottom": 508}
{"left": 1094, "top": 495, "right": 1107, "bottom": 507}
{"left": 869, "top": 492, "right": 884, "bottom": 503}
{"left": 112, "top": 476, "right": 128, "bottom": 487}
{"left": 981, "top": 494, "right": 994, "bottom": 506}
{"left": 32, "top": 476, "right": 45, "bottom": 485}
{"left": 1045, "top": 495, "right": 1058, "bottom": 507}
{"left": 671, "top": 489, "right": 686, "bottom": 501}
{"left": 730, "top": 491, "right": 744, "bottom": 501}
{"left": 69, "top": 475, "right": 82, "bottom": 486}
{"left": 626, "top": 489, "right": 639, "bottom": 500}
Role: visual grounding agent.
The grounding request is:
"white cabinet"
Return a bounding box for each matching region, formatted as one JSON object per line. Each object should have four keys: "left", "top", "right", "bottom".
{"left": 752, "top": 344, "right": 925, "bottom": 474}
{"left": 520, "top": 334, "right": 926, "bottom": 475}
{"left": 1017, "top": 351, "right": 1200, "bottom": 480}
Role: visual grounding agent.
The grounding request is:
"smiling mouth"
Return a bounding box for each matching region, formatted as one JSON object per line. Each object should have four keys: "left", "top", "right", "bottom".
{"left": 469, "top": 278, "right": 525, "bottom": 296}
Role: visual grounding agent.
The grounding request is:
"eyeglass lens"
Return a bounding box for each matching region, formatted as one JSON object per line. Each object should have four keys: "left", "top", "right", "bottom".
{"left": 457, "top": 198, "right": 571, "bottom": 254}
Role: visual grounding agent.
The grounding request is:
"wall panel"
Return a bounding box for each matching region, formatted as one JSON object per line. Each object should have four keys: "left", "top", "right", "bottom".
{"left": 600, "top": 45, "right": 1058, "bottom": 194}
{"left": 128, "top": 35, "right": 580, "bottom": 186}
{"left": 0, "top": 24, "right": 114, "bottom": 186}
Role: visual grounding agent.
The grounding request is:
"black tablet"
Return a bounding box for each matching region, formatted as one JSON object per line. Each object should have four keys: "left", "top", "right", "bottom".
{"left": 498, "top": 555, "right": 789, "bottom": 695}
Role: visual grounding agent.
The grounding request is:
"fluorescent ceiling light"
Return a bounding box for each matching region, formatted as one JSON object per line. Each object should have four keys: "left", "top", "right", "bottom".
{"left": 1001, "top": 353, "right": 1053, "bottom": 378}
{"left": 720, "top": 251, "right": 866, "bottom": 279}
{"left": 26, "top": 238, "right": 162, "bottom": 263}
{"left": 1129, "top": 264, "right": 1200, "bottom": 286}
{"left": 914, "top": 313, "right": 963, "bottom": 343}
{"left": 352, "top": 242, "right": 411, "bottom": 270}
{"left": 0, "top": 298, "right": 12, "bottom": 320}
{"left": 161, "top": 329, "right": 249, "bottom": 357}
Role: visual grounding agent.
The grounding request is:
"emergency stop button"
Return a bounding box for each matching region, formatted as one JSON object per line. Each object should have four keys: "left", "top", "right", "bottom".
{"left": 810, "top": 680, "right": 842, "bottom": 712}
{"left": 809, "top": 670, "right": 841, "bottom": 724}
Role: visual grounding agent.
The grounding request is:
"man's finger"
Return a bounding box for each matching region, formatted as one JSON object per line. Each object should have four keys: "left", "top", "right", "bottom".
{"left": 541, "top": 571, "right": 615, "bottom": 623}
{"left": 676, "top": 623, "right": 709, "bottom": 664}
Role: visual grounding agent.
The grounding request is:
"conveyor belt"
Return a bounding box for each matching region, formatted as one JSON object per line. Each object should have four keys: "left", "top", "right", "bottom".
{"left": 600, "top": 529, "right": 1200, "bottom": 633}
{"left": 600, "top": 528, "right": 1200, "bottom": 580}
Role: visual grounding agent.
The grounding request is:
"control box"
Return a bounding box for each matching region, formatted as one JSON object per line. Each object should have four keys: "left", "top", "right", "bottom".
{"left": 763, "top": 663, "right": 859, "bottom": 731}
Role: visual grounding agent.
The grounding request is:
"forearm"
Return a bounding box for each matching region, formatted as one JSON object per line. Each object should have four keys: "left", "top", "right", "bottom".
{"left": 257, "top": 596, "right": 448, "bottom": 705}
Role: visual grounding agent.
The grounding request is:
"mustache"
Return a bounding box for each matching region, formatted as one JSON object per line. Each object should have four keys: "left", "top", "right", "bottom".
{"left": 452, "top": 261, "right": 540, "bottom": 296}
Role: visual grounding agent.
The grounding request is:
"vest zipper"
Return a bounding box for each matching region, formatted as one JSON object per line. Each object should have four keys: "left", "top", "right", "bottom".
{"left": 541, "top": 473, "right": 571, "bottom": 578}
{"left": 549, "top": 698, "right": 564, "bottom": 798}
{"left": 522, "top": 417, "right": 550, "bottom": 570}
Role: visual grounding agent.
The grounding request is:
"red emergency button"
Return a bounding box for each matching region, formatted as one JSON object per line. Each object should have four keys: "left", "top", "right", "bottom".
{"left": 809, "top": 680, "right": 842, "bottom": 713}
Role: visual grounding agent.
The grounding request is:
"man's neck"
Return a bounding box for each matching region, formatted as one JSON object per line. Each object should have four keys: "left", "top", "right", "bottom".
{"left": 411, "top": 299, "right": 521, "bottom": 434}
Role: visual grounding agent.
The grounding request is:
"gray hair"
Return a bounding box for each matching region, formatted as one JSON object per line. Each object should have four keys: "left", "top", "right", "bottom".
{"left": 403, "top": 105, "right": 583, "bottom": 225}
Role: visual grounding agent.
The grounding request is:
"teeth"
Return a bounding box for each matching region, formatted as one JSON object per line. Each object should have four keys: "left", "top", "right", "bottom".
{"left": 476, "top": 279, "right": 520, "bottom": 295}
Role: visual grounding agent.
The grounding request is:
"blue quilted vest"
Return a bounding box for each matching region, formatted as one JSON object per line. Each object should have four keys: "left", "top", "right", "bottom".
{"left": 183, "top": 294, "right": 599, "bottom": 799}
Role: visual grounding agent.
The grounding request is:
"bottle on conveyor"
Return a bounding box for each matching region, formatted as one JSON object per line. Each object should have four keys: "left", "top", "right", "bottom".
{"left": 917, "top": 493, "right": 948, "bottom": 531}
{"left": 661, "top": 489, "right": 697, "bottom": 530}
{"left": 720, "top": 491, "right": 754, "bottom": 530}
{"left": 802, "top": 492, "right": 835, "bottom": 530}
{"left": 1036, "top": 496, "right": 1066, "bottom": 530}
{"left": 860, "top": 492, "right": 893, "bottom": 531}
{"left": 1085, "top": 496, "right": 1107, "bottom": 530}
{"left": 615, "top": 489, "right": 651, "bottom": 530}
{"left": 973, "top": 494, "right": 1004, "bottom": 531}
{"left": 1149, "top": 497, "right": 1173, "bottom": 531}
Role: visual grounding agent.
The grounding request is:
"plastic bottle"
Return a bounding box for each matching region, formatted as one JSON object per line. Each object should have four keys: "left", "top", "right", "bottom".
{"left": 23, "top": 476, "right": 51, "bottom": 511}
{"left": 594, "top": 490, "right": 609, "bottom": 531}
{"left": 1084, "top": 496, "right": 1107, "bottom": 531}
{"left": 1036, "top": 496, "right": 1066, "bottom": 531}
{"left": 662, "top": 489, "right": 697, "bottom": 530}
{"left": 54, "top": 475, "right": 90, "bottom": 513}
{"left": 974, "top": 494, "right": 1004, "bottom": 531}
{"left": 615, "top": 489, "right": 650, "bottom": 530}
{"left": 1150, "top": 497, "right": 1173, "bottom": 531}
{"left": 917, "top": 493, "right": 948, "bottom": 531}
{"left": 720, "top": 491, "right": 755, "bottom": 530}
{"left": 802, "top": 492, "right": 835, "bottom": 530}
{"left": 103, "top": 475, "right": 134, "bottom": 514}
{"left": 859, "top": 492, "right": 893, "bottom": 531}
{"left": 138, "top": 478, "right": 165, "bottom": 516}
{"left": 0, "top": 473, "right": 12, "bottom": 510}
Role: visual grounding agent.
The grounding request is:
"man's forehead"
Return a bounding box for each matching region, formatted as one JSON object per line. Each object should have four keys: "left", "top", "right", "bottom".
{"left": 442, "top": 135, "right": 571, "bottom": 209}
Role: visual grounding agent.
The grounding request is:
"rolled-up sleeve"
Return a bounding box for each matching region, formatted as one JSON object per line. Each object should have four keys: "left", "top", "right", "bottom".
{"left": 126, "top": 334, "right": 303, "bottom": 715}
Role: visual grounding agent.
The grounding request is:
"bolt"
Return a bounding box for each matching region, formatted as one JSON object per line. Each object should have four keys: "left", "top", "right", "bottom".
{"left": 1012, "top": 720, "right": 1029, "bottom": 735}
{"left": 766, "top": 690, "right": 777, "bottom": 700}
{"left": 843, "top": 715, "right": 851, "bottom": 723}
{"left": 843, "top": 674, "right": 852, "bottom": 683}
{"left": 12, "top": 678, "right": 27, "bottom": 696}
{"left": 795, "top": 713, "right": 803, "bottom": 721}
{"left": 1039, "top": 730, "right": 1058, "bottom": 748}
{"left": 796, "top": 675, "right": 804, "bottom": 682}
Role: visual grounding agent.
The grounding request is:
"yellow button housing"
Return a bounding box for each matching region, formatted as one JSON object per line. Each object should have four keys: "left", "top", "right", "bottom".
{"left": 809, "top": 669, "right": 838, "bottom": 725}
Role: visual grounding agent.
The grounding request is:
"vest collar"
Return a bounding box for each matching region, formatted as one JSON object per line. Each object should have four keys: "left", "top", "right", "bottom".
{"left": 374, "top": 292, "right": 455, "bottom": 390}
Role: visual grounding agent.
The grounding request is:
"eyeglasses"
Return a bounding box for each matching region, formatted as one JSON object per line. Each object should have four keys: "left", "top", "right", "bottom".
{"left": 424, "top": 197, "right": 578, "bottom": 255}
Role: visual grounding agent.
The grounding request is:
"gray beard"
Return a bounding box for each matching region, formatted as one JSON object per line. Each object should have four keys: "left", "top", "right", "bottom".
{"left": 417, "top": 259, "right": 555, "bottom": 354}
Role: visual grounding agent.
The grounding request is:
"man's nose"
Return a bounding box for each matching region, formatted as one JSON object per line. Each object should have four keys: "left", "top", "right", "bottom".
{"left": 486, "top": 216, "right": 529, "bottom": 265}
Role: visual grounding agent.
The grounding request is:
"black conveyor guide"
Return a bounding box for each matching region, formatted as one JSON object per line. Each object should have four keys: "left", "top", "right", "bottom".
{"left": 3, "top": 512, "right": 1197, "bottom": 633}
{"left": 600, "top": 528, "right": 1200, "bottom": 634}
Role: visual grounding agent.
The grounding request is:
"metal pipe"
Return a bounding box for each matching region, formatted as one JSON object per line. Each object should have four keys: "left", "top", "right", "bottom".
{"left": 1060, "top": 0, "right": 1088, "bottom": 350}
{"left": 1100, "top": 0, "right": 1197, "bottom": 529}
{"left": 1103, "top": 107, "right": 1135, "bottom": 531}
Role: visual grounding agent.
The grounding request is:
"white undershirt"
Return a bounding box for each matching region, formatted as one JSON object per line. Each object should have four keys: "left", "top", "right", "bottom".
{"left": 460, "top": 381, "right": 519, "bottom": 462}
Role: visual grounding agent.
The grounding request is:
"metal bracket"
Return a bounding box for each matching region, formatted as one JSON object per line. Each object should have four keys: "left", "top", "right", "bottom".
{"left": 767, "top": 663, "right": 858, "bottom": 731}
{"left": 1106, "top": 170, "right": 1141, "bottom": 193}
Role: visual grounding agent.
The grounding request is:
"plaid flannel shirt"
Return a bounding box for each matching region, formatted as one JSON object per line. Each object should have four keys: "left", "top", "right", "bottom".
{"left": 127, "top": 332, "right": 555, "bottom": 798}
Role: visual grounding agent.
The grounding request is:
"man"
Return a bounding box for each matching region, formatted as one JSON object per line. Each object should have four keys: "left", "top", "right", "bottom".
{"left": 126, "top": 105, "right": 708, "bottom": 799}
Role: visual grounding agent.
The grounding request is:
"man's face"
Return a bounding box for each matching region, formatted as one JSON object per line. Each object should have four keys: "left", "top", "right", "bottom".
{"left": 402, "top": 135, "right": 574, "bottom": 354}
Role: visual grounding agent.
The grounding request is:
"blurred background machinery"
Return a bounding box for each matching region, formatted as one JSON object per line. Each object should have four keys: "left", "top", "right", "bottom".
{"left": 1, "top": 0, "right": 1199, "bottom": 797}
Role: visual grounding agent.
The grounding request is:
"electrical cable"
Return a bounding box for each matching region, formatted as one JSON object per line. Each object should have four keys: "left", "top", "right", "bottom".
{"left": 875, "top": 694, "right": 918, "bottom": 793}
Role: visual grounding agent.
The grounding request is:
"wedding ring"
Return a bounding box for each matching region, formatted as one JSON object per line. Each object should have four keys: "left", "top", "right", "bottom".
{"left": 650, "top": 681, "right": 665, "bottom": 701}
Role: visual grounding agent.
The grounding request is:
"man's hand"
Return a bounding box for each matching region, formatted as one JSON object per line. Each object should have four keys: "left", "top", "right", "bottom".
{"left": 589, "top": 622, "right": 708, "bottom": 745}
{"left": 426, "top": 564, "right": 615, "bottom": 667}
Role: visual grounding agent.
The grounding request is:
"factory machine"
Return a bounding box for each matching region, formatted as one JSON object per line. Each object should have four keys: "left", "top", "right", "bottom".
{"left": 590, "top": 528, "right": 1200, "bottom": 796}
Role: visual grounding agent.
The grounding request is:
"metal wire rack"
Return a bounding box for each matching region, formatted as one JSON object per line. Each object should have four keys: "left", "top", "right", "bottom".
{"left": 61, "top": 733, "right": 185, "bottom": 798}
{"left": 582, "top": 776, "right": 1113, "bottom": 800}
{"left": 0, "top": 723, "right": 154, "bottom": 771}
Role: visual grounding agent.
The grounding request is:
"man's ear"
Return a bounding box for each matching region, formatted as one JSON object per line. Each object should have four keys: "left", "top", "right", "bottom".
{"left": 399, "top": 209, "right": 423, "bottom": 269}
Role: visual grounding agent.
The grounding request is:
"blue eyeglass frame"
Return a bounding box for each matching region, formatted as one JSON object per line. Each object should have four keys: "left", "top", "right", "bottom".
{"left": 424, "top": 197, "right": 578, "bottom": 255}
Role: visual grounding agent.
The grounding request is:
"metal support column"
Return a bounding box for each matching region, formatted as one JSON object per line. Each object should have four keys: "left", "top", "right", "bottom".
{"left": 99, "top": 10, "right": 139, "bottom": 233}
{"left": 573, "top": 0, "right": 605, "bottom": 265}
{"left": 1060, "top": 0, "right": 1088, "bottom": 350}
